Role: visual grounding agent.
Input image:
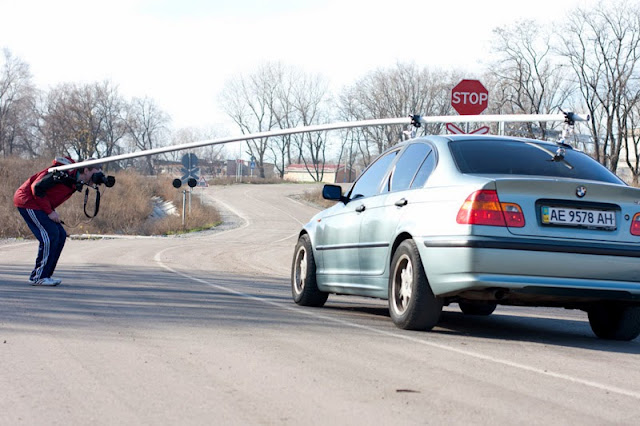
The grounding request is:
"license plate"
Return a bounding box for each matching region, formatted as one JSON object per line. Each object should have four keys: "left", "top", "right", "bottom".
{"left": 541, "top": 206, "right": 616, "bottom": 229}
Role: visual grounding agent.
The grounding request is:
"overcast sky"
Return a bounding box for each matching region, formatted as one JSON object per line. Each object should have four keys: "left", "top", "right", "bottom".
{"left": 2, "top": 0, "right": 601, "bottom": 133}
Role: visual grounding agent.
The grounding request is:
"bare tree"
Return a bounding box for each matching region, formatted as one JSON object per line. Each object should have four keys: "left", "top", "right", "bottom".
{"left": 335, "top": 128, "right": 359, "bottom": 183}
{"left": 0, "top": 49, "right": 38, "bottom": 157}
{"left": 288, "top": 70, "right": 331, "bottom": 182}
{"left": 338, "top": 62, "right": 460, "bottom": 166}
{"left": 170, "top": 127, "right": 227, "bottom": 175}
{"left": 40, "top": 83, "right": 102, "bottom": 159}
{"left": 559, "top": 0, "right": 640, "bottom": 172}
{"left": 220, "top": 62, "right": 331, "bottom": 180}
{"left": 269, "top": 64, "right": 298, "bottom": 179}
{"left": 125, "top": 96, "right": 170, "bottom": 175}
{"left": 490, "top": 20, "right": 573, "bottom": 139}
{"left": 95, "top": 81, "right": 127, "bottom": 167}
{"left": 38, "top": 80, "right": 127, "bottom": 162}
{"left": 624, "top": 102, "right": 640, "bottom": 185}
{"left": 220, "top": 63, "right": 281, "bottom": 178}
{"left": 266, "top": 67, "right": 332, "bottom": 181}
{"left": 194, "top": 128, "right": 227, "bottom": 175}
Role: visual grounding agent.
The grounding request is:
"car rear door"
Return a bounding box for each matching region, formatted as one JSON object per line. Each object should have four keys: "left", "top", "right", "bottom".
{"left": 359, "top": 143, "right": 436, "bottom": 276}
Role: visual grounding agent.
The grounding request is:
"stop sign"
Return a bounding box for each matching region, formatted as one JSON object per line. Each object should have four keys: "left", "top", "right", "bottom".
{"left": 451, "top": 79, "right": 488, "bottom": 115}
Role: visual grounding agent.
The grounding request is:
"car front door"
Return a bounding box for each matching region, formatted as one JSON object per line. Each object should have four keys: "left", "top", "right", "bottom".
{"left": 315, "top": 150, "right": 398, "bottom": 284}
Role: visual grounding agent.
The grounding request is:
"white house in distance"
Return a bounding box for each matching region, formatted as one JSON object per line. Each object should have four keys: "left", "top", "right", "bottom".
{"left": 283, "top": 163, "right": 356, "bottom": 183}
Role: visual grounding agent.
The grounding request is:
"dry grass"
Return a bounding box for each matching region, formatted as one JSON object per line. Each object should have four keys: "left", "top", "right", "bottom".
{"left": 142, "top": 187, "right": 221, "bottom": 236}
{"left": 1, "top": 157, "right": 51, "bottom": 238}
{"left": 0, "top": 157, "right": 220, "bottom": 238}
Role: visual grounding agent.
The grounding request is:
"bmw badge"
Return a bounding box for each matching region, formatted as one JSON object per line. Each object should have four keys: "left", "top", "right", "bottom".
{"left": 576, "top": 186, "right": 587, "bottom": 198}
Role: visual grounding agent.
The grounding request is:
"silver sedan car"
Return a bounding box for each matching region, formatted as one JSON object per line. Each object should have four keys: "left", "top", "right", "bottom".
{"left": 291, "top": 134, "right": 640, "bottom": 340}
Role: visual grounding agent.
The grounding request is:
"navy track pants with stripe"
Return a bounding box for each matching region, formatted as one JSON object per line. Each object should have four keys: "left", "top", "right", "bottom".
{"left": 17, "top": 208, "right": 67, "bottom": 281}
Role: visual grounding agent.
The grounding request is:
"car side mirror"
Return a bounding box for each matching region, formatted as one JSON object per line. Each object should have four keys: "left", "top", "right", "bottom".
{"left": 322, "top": 184, "right": 348, "bottom": 203}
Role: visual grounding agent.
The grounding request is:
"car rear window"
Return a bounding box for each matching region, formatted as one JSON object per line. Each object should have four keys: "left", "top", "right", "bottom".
{"left": 449, "top": 139, "right": 624, "bottom": 184}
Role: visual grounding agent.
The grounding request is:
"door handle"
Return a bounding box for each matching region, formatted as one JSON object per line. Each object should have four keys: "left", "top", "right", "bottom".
{"left": 356, "top": 204, "right": 366, "bottom": 213}
{"left": 395, "top": 198, "right": 408, "bottom": 207}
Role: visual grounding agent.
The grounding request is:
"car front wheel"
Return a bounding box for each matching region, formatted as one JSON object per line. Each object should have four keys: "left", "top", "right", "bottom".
{"left": 389, "top": 240, "right": 442, "bottom": 330}
{"left": 588, "top": 304, "right": 640, "bottom": 341}
{"left": 291, "top": 234, "right": 328, "bottom": 307}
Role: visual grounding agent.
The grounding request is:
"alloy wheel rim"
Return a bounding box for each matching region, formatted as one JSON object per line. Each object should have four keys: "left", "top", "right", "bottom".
{"left": 295, "top": 246, "right": 307, "bottom": 294}
{"left": 394, "top": 254, "right": 413, "bottom": 314}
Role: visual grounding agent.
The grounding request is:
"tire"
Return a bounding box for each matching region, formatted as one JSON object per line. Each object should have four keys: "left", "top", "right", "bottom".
{"left": 388, "top": 240, "right": 443, "bottom": 330}
{"left": 459, "top": 301, "right": 497, "bottom": 316}
{"left": 588, "top": 304, "right": 640, "bottom": 341}
{"left": 291, "top": 234, "right": 328, "bottom": 307}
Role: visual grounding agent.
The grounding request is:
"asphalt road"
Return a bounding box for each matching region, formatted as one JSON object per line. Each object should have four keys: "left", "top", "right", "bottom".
{"left": 1, "top": 183, "right": 639, "bottom": 425}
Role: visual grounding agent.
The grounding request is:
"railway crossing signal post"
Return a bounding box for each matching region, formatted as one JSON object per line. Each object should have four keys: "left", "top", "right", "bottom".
{"left": 180, "top": 153, "right": 200, "bottom": 213}
{"left": 172, "top": 177, "right": 197, "bottom": 226}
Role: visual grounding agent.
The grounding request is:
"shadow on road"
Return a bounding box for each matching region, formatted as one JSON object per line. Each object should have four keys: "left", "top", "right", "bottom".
{"left": 434, "top": 310, "right": 640, "bottom": 354}
{"left": 322, "top": 302, "right": 640, "bottom": 354}
{"left": 2, "top": 262, "right": 639, "bottom": 352}
{"left": 0, "top": 264, "right": 317, "bottom": 337}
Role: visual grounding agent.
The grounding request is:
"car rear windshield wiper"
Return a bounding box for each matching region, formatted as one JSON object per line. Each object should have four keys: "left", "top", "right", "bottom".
{"left": 526, "top": 142, "right": 574, "bottom": 170}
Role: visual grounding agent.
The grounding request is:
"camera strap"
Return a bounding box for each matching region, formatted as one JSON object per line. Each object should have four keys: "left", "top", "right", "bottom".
{"left": 83, "top": 186, "right": 101, "bottom": 218}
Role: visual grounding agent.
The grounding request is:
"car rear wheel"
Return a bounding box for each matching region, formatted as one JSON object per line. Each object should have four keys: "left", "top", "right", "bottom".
{"left": 389, "top": 240, "right": 442, "bottom": 330}
{"left": 459, "top": 301, "right": 497, "bottom": 316}
{"left": 291, "top": 234, "right": 328, "bottom": 307}
{"left": 587, "top": 304, "right": 640, "bottom": 341}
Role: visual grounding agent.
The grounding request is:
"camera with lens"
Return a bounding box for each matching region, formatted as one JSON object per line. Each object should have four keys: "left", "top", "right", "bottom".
{"left": 91, "top": 171, "right": 116, "bottom": 187}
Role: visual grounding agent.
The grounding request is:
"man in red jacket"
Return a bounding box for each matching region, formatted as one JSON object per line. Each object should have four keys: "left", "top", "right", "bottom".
{"left": 14, "top": 157, "right": 103, "bottom": 286}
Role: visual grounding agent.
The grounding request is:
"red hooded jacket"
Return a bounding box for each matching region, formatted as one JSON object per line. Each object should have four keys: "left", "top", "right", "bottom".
{"left": 14, "top": 157, "right": 81, "bottom": 215}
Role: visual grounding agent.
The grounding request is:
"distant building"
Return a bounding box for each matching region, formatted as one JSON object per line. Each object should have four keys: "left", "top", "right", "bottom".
{"left": 284, "top": 163, "right": 356, "bottom": 183}
{"left": 155, "top": 159, "right": 182, "bottom": 176}
{"left": 226, "top": 159, "right": 276, "bottom": 179}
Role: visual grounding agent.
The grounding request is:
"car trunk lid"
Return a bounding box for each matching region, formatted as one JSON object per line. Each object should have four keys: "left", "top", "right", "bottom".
{"left": 493, "top": 178, "right": 640, "bottom": 243}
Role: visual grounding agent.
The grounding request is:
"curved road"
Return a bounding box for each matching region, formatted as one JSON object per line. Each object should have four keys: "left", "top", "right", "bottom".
{"left": 1, "top": 183, "right": 639, "bottom": 424}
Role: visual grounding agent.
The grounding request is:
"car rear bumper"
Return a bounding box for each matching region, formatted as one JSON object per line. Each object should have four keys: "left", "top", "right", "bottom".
{"left": 417, "top": 236, "right": 640, "bottom": 301}
{"left": 424, "top": 235, "right": 640, "bottom": 257}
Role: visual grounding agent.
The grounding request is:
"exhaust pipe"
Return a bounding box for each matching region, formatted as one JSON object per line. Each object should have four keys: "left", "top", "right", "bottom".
{"left": 493, "top": 289, "right": 507, "bottom": 300}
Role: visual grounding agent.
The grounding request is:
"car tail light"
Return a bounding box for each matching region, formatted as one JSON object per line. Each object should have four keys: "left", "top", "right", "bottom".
{"left": 631, "top": 213, "right": 640, "bottom": 236}
{"left": 501, "top": 203, "right": 525, "bottom": 227}
{"left": 456, "top": 190, "right": 525, "bottom": 228}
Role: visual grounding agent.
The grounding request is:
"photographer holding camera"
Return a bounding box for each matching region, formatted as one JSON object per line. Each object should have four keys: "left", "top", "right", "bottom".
{"left": 13, "top": 157, "right": 111, "bottom": 286}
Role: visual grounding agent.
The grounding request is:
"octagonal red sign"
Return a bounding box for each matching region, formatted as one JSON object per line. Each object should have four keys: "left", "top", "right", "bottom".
{"left": 451, "top": 79, "right": 488, "bottom": 115}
